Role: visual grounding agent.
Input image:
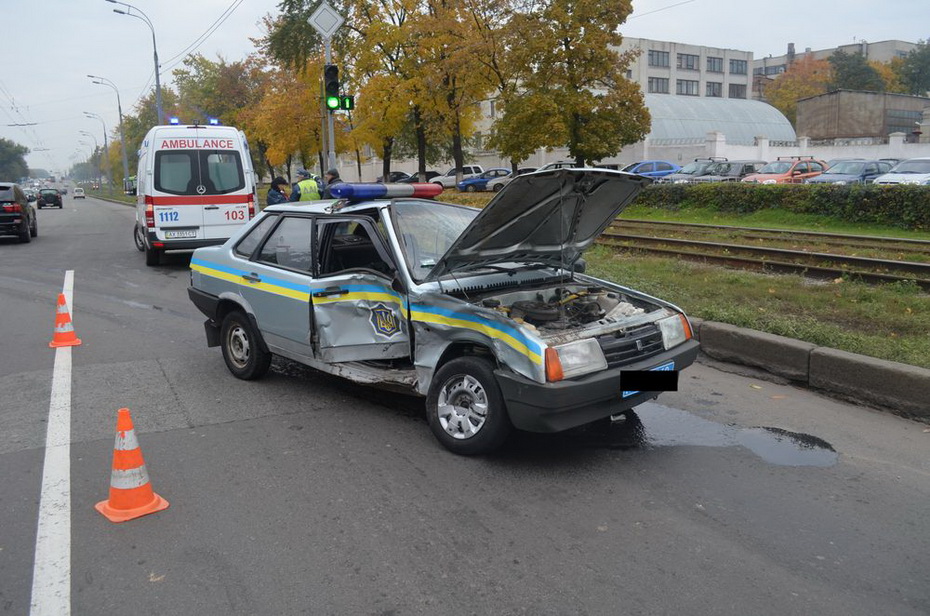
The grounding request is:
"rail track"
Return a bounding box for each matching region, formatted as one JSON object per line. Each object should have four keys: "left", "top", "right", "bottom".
{"left": 599, "top": 219, "right": 930, "bottom": 291}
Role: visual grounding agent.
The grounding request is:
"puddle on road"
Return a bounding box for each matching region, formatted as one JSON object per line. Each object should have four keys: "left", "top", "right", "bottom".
{"left": 569, "top": 403, "right": 838, "bottom": 467}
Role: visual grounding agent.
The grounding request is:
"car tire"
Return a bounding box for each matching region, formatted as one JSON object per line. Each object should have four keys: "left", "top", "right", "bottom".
{"left": 144, "top": 243, "right": 161, "bottom": 266}
{"left": 492, "top": 184, "right": 504, "bottom": 192}
{"left": 30, "top": 215, "right": 37, "bottom": 238}
{"left": 19, "top": 219, "right": 31, "bottom": 243}
{"left": 465, "top": 184, "right": 476, "bottom": 192}
{"left": 133, "top": 225, "right": 146, "bottom": 252}
{"left": 220, "top": 311, "right": 271, "bottom": 380}
{"left": 426, "top": 356, "right": 511, "bottom": 455}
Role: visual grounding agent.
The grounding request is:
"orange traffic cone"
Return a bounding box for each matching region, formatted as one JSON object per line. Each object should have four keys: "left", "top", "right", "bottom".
{"left": 48, "top": 293, "right": 82, "bottom": 348}
{"left": 95, "top": 408, "right": 169, "bottom": 523}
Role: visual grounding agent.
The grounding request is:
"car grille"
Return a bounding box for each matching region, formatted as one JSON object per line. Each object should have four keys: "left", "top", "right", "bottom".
{"left": 596, "top": 323, "right": 664, "bottom": 368}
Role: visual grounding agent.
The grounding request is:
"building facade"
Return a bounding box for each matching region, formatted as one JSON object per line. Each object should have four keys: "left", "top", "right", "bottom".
{"left": 797, "top": 90, "right": 930, "bottom": 141}
{"left": 754, "top": 40, "right": 917, "bottom": 79}
{"left": 615, "top": 38, "right": 754, "bottom": 101}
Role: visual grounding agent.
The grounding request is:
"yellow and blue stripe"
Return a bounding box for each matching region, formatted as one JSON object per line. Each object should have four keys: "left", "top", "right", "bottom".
{"left": 411, "top": 304, "right": 544, "bottom": 365}
{"left": 191, "top": 258, "right": 311, "bottom": 301}
{"left": 310, "top": 283, "right": 407, "bottom": 309}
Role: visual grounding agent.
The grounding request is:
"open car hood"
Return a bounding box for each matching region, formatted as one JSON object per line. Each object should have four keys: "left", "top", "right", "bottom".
{"left": 426, "top": 168, "right": 650, "bottom": 281}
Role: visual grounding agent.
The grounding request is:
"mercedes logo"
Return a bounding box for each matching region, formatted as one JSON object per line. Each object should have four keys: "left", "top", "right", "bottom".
{"left": 196, "top": 184, "right": 206, "bottom": 195}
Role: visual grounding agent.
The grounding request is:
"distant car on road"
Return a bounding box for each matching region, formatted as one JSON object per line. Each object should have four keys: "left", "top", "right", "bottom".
{"left": 621, "top": 160, "right": 681, "bottom": 178}
{"left": 0, "top": 182, "right": 37, "bottom": 242}
{"left": 37, "top": 188, "right": 63, "bottom": 209}
{"left": 805, "top": 160, "right": 894, "bottom": 185}
{"left": 871, "top": 157, "right": 930, "bottom": 185}
{"left": 486, "top": 167, "right": 537, "bottom": 192}
{"left": 741, "top": 157, "right": 826, "bottom": 184}
{"left": 456, "top": 168, "right": 511, "bottom": 192}
{"left": 73, "top": 187, "right": 86, "bottom": 199}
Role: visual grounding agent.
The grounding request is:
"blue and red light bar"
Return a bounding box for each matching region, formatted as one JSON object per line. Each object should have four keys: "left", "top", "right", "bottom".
{"left": 329, "top": 183, "right": 443, "bottom": 201}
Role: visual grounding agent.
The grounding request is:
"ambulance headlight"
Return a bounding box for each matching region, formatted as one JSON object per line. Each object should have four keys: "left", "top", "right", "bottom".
{"left": 657, "top": 314, "right": 692, "bottom": 350}
{"left": 551, "top": 339, "right": 607, "bottom": 379}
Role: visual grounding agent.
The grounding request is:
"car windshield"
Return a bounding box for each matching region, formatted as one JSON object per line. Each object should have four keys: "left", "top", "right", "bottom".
{"left": 392, "top": 200, "right": 480, "bottom": 282}
{"left": 825, "top": 162, "right": 865, "bottom": 174}
{"left": 620, "top": 163, "right": 639, "bottom": 172}
{"left": 758, "top": 161, "right": 792, "bottom": 174}
{"left": 891, "top": 160, "right": 930, "bottom": 174}
{"left": 678, "top": 161, "right": 713, "bottom": 175}
{"left": 707, "top": 162, "right": 736, "bottom": 175}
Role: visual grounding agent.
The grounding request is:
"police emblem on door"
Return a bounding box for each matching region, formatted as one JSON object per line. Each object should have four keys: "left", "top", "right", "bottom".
{"left": 370, "top": 303, "right": 401, "bottom": 337}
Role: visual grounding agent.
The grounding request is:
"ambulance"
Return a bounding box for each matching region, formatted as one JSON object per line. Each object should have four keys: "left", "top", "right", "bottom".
{"left": 134, "top": 123, "right": 257, "bottom": 266}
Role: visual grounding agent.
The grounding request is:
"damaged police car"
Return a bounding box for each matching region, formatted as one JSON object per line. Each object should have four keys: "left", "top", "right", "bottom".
{"left": 187, "top": 169, "right": 699, "bottom": 454}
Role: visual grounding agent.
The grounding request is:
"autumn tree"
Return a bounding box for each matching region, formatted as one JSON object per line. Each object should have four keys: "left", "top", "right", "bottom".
{"left": 896, "top": 40, "right": 930, "bottom": 96}
{"left": 828, "top": 50, "right": 884, "bottom": 91}
{"left": 870, "top": 59, "right": 908, "bottom": 94}
{"left": 765, "top": 56, "right": 832, "bottom": 126}
{"left": 509, "top": 0, "right": 649, "bottom": 166}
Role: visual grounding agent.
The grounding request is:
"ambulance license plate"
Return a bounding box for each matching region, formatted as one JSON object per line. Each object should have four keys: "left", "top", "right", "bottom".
{"left": 164, "top": 230, "right": 197, "bottom": 239}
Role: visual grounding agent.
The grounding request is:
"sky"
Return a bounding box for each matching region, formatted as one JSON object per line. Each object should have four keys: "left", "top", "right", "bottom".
{"left": 2, "top": 0, "right": 927, "bottom": 174}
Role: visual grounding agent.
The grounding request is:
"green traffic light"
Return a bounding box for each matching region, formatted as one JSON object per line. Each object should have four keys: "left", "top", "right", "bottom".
{"left": 325, "top": 95, "right": 341, "bottom": 110}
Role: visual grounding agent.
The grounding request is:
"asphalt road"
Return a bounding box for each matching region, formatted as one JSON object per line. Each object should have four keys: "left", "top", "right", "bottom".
{"left": 1, "top": 195, "right": 928, "bottom": 615}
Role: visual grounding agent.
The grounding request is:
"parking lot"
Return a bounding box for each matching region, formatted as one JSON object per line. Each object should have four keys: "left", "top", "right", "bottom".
{"left": 1, "top": 196, "right": 929, "bottom": 615}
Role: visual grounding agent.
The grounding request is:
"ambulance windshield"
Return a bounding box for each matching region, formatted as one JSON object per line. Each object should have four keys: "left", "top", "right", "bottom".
{"left": 154, "top": 150, "right": 244, "bottom": 195}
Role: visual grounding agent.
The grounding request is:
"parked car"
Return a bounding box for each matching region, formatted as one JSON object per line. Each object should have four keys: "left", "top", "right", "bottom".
{"left": 73, "top": 187, "right": 86, "bottom": 199}
{"left": 872, "top": 157, "right": 930, "bottom": 185}
{"left": 657, "top": 158, "right": 726, "bottom": 183}
{"left": 0, "top": 182, "right": 37, "bottom": 242}
{"left": 620, "top": 160, "right": 681, "bottom": 178}
{"left": 187, "top": 170, "right": 698, "bottom": 455}
{"left": 37, "top": 188, "right": 63, "bottom": 209}
{"left": 805, "top": 160, "right": 895, "bottom": 185}
{"left": 486, "top": 167, "right": 537, "bottom": 192}
{"left": 741, "top": 157, "right": 826, "bottom": 184}
{"left": 537, "top": 160, "right": 580, "bottom": 171}
{"left": 397, "top": 171, "right": 440, "bottom": 183}
{"left": 456, "top": 167, "right": 511, "bottom": 192}
{"left": 430, "top": 165, "right": 484, "bottom": 188}
{"left": 690, "top": 160, "right": 768, "bottom": 183}
{"left": 376, "top": 171, "right": 411, "bottom": 183}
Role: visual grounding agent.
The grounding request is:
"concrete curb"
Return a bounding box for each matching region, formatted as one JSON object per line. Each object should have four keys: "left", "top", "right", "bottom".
{"left": 691, "top": 317, "right": 930, "bottom": 421}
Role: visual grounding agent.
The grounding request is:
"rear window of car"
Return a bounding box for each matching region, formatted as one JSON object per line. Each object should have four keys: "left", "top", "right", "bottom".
{"left": 41, "top": 189, "right": 58, "bottom": 196}
{"left": 0, "top": 187, "right": 14, "bottom": 200}
{"left": 154, "top": 150, "right": 244, "bottom": 195}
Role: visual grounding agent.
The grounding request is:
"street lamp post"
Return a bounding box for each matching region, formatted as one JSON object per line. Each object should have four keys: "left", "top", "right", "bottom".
{"left": 79, "top": 132, "right": 100, "bottom": 184}
{"left": 84, "top": 112, "right": 110, "bottom": 187}
{"left": 107, "top": 0, "right": 163, "bottom": 124}
{"left": 89, "top": 75, "right": 131, "bottom": 192}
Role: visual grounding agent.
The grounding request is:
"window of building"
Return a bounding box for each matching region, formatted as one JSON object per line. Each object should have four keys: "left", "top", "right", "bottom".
{"left": 648, "top": 50, "right": 670, "bottom": 67}
{"left": 676, "top": 79, "right": 699, "bottom": 96}
{"left": 626, "top": 69, "right": 633, "bottom": 80}
{"left": 707, "top": 56, "right": 723, "bottom": 73}
{"left": 706, "top": 82, "right": 722, "bottom": 97}
{"left": 728, "top": 83, "right": 747, "bottom": 99}
{"left": 648, "top": 77, "right": 669, "bottom": 94}
{"left": 730, "top": 59, "right": 748, "bottom": 74}
{"left": 677, "top": 53, "right": 699, "bottom": 70}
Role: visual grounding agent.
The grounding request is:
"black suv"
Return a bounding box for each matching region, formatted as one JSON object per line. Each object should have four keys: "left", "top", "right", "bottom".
{"left": 37, "top": 188, "right": 63, "bottom": 209}
{"left": 0, "top": 183, "right": 37, "bottom": 243}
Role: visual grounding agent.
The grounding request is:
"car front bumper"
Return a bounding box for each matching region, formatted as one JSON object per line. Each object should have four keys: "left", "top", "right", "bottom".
{"left": 496, "top": 338, "right": 700, "bottom": 433}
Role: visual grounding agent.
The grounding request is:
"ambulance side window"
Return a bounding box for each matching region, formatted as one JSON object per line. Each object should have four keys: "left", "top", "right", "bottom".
{"left": 257, "top": 216, "right": 313, "bottom": 272}
{"left": 234, "top": 214, "right": 278, "bottom": 259}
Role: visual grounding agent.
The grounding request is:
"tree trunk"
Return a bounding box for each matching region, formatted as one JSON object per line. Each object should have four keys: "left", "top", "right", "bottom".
{"left": 381, "top": 137, "right": 394, "bottom": 182}
{"left": 355, "top": 148, "right": 362, "bottom": 182}
{"left": 414, "top": 106, "right": 427, "bottom": 176}
{"left": 452, "top": 114, "right": 464, "bottom": 184}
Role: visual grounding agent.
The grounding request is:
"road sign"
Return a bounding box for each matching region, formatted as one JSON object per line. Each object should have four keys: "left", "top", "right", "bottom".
{"left": 307, "top": 2, "right": 344, "bottom": 39}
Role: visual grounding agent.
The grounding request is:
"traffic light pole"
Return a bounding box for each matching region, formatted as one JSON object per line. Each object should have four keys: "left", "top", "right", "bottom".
{"left": 323, "top": 38, "right": 337, "bottom": 171}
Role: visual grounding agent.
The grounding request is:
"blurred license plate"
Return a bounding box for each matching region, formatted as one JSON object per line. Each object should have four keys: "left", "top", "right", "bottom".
{"left": 164, "top": 230, "right": 197, "bottom": 239}
{"left": 622, "top": 361, "right": 675, "bottom": 398}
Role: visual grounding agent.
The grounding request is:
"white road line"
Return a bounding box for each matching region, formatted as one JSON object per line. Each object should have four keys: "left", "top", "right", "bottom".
{"left": 29, "top": 270, "right": 74, "bottom": 616}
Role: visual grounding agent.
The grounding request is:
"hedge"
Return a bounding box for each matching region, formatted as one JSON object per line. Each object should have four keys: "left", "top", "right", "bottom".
{"left": 633, "top": 183, "right": 930, "bottom": 230}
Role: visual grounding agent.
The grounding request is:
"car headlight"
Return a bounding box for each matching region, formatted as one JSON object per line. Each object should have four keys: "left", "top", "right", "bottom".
{"left": 546, "top": 338, "right": 607, "bottom": 380}
{"left": 674, "top": 179, "right": 689, "bottom": 184}
{"left": 657, "top": 314, "right": 692, "bottom": 350}
{"left": 762, "top": 179, "right": 777, "bottom": 185}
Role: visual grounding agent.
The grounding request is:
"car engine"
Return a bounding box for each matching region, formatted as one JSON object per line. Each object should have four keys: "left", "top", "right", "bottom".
{"left": 479, "top": 285, "right": 646, "bottom": 331}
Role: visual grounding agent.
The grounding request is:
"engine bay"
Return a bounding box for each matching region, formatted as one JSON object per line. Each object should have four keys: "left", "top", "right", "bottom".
{"left": 476, "top": 284, "right": 647, "bottom": 331}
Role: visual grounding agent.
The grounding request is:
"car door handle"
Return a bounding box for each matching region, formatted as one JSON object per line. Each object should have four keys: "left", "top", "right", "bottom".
{"left": 242, "top": 273, "right": 261, "bottom": 283}
{"left": 204, "top": 205, "right": 219, "bottom": 210}
{"left": 313, "top": 286, "right": 349, "bottom": 298}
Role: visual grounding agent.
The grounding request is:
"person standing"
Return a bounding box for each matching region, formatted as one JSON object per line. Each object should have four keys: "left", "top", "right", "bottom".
{"left": 266, "top": 177, "right": 290, "bottom": 207}
{"left": 322, "top": 168, "right": 344, "bottom": 198}
{"left": 289, "top": 169, "right": 322, "bottom": 201}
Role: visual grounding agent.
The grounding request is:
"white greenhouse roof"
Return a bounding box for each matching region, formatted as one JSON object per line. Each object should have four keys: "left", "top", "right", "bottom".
{"left": 645, "top": 94, "right": 796, "bottom": 145}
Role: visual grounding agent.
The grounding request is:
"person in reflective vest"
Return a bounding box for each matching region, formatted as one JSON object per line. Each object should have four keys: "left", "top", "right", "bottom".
{"left": 289, "top": 168, "right": 321, "bottom": 201}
